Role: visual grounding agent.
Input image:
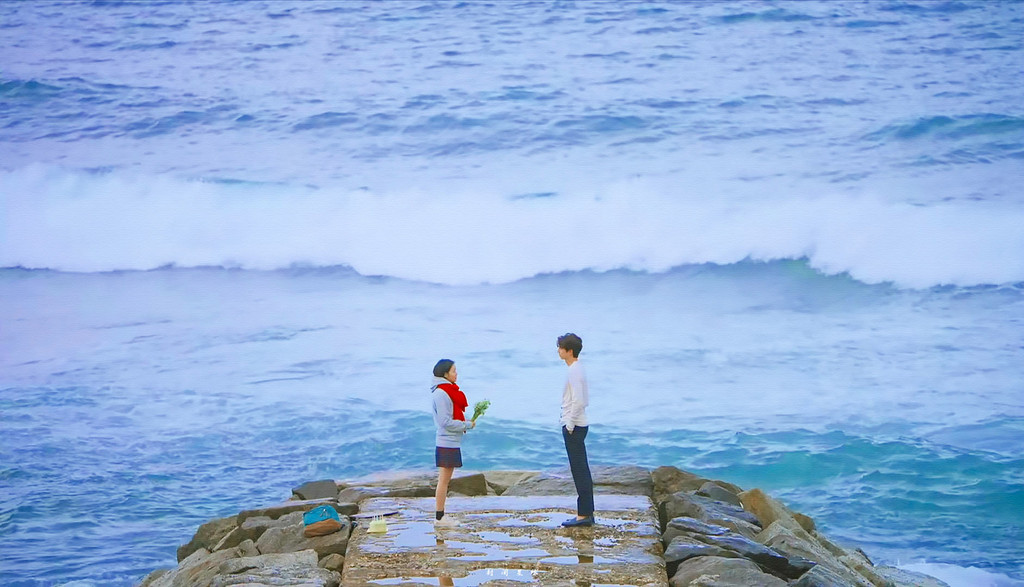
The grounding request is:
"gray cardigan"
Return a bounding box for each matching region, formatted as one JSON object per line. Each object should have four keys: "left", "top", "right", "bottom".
{"left": 431, "top": 376, "right": 471, "bottom": 448}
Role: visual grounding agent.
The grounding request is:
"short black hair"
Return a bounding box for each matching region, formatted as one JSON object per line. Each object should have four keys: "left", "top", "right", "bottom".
{"left": 557, "top": 333, "right": 583, "bottom": 358}
{"left": 433, "top": 359, "right": 455, "bottom": 378}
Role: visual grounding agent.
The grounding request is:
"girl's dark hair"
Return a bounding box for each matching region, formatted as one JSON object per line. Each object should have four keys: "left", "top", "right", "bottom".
{"left": 433, "top": 359, "right": 455, "bottom": 378}
{"left": 557, "top": 333, "right": 583, "bottom": 358}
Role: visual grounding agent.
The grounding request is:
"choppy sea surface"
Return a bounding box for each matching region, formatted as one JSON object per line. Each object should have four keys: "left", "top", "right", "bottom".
{"left": 1, "top": 2, "right": 1022, "bottom": 586}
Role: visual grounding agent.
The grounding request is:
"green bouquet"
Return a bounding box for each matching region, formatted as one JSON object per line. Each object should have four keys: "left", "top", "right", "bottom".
{"left": 471, "top": 399, "right": 491, "bottom": 422}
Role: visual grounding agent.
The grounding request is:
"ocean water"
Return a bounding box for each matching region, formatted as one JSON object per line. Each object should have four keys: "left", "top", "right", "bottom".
{"left": 1, "top": 1, "right": 1022, "bottom": 586}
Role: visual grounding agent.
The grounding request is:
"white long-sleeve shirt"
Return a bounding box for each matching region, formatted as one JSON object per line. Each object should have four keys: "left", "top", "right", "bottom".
{"left": 560, "top": 360, "right": 589, "bottom": 432}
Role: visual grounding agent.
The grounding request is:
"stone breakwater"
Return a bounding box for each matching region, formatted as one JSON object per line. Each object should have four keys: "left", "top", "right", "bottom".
{"left": 139, "top": 465, "right": 948, "bottom": 586}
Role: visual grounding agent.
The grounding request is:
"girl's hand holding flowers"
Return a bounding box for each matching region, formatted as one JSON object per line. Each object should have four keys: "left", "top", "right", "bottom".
{"left": 471, "top": 399, "right": 490, "bottom": 422}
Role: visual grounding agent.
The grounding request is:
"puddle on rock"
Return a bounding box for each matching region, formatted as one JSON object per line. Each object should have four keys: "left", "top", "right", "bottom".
{"left": 361, "top": 520, "right": 438, "bottom": 550}
{"left": 346, "top": 495, "right": 665, "bottom": 586}
{"left": 443, "top": 539, "right": 551, "bottom": 561}
{"left": 494, "top": 514, "right": 564, "bottom": 528}
{"left": 539, "top": 554, "right": 617, "bottom": 565}
{"left": 473, "top": 531, "right": 542, "bottom": 545}
{"left": 368, "top": 567, "right": 545, "bottom": 585}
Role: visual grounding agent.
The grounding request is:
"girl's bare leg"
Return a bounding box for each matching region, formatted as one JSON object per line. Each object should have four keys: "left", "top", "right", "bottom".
{"left": 435, "top": 466, "right": 455, "bottom": 513}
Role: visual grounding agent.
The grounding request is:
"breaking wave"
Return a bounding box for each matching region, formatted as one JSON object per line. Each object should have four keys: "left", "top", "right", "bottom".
{"left": 2, "top": 166, "right": 1022, "bottom": 288}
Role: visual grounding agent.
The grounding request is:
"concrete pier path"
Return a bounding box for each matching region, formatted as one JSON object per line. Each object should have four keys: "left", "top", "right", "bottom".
{"left": 341, "top": 495, "right": 667, "bottom": 586}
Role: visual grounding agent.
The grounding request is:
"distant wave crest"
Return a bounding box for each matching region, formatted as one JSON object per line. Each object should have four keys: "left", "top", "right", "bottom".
{"left": 865, "top": 114, "right": 1024, "bottom": 142}
{"left": 2, "top": 166, "right": 1023, "bottom": 288}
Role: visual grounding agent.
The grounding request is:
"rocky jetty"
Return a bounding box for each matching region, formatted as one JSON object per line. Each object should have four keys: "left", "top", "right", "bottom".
{"left": 139, "top": 465, "right": 948, "bottom": 586}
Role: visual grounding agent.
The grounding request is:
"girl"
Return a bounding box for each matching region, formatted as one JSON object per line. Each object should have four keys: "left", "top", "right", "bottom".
{"left": 431, "top": 359, "right": 475, "bottom": 526}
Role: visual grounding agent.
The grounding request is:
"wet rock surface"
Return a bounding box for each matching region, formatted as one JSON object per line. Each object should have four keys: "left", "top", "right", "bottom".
{"left": 342, "top": 495, "right": 665, "bottom": 586}
{"left": 140, "top": 466, "right": 951, "bottom": 587}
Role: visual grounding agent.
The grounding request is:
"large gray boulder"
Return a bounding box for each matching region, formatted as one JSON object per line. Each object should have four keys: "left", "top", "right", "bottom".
{"left": 738, "top": 487, "right": 811, "bottom": 533}
{"left": 659, "top": 491, "right": 761, "bottom": 537}
{"left": 756, "top": 521, "right": 874, "bottom": 587}
{"left": 318, "top": 553, "right": 345, "bottom": 573}
{"left": 664, "top": 535, "right": 739, "bottom": 577}
{"left": 482, "top": 470, "right": 538, "bottom": 494}
{"left": 292, "top": 479, "right": 340, "bottom": 501}
{"left": 661, "top": 514, "right": 810, "bottom": 580}
{"left": 138, "top": 568, "right": 172, "bottom": 587}
{"left": 177, "top": 516, "right": 238, "bottom": 562}
{"left": 216, "top": 549, "right": 317, "bottom": 574}
{"left": 209, "top": 549, "right": 341, "bottom": 587}
{"left": 698, "top": 531, "right": 812, "bottom": 579}
{"left": 653, "top": 466, "right": 743, "bottom": 501}
{"left": 591, "top": 464, "right": 654, "bottom": 495}
{"left": 663, "top": 516, "right": 731, "bottom": 547}
{"left": 696, "top": 481, "right": 742, "bottom": 507}
{"left": 790, "top": 564, "right": 860, "bottom": 587}
{"left": 670, "top": 555, "right": 787, "bottom": 587}
{"left": 653, "top": 466, "right": 710, "bottom": 501}
{"left": 235, "top": 539, "right": 259, "bottom": 558}
{"left": 148, "top": 546, "right": 242, "bottom": 587}
{"left": 446, "top": 471, "right": 489, "bottom": 496}
{"left": 213, "top": 512, "right": 303, "bottom": 551}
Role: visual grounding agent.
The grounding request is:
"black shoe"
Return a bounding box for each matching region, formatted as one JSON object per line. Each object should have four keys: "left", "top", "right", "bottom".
{"left": 561, "top": 515, "right": 595, "bottom": 527}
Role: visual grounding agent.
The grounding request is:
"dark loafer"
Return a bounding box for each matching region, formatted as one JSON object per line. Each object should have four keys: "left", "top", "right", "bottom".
{"left": 561, "top": 515, "right": 595, "bottom": 527}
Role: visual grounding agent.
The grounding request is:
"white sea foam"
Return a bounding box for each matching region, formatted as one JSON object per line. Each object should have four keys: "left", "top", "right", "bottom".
{"left": 901, "top": 562, "right": 1024, "bottom": 587}
{"left": 2, "top": 165, "right": 1023, "bottom": 288}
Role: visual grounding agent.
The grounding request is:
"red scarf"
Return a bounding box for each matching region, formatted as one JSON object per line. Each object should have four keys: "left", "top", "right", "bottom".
{"left": 436, "top": 382, "right": 467, "bottom": 421}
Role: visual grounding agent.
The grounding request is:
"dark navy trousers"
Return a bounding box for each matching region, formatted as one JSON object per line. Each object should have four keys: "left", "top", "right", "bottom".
{"left": 562, "top": 425, "right": 594, "bottom": 516}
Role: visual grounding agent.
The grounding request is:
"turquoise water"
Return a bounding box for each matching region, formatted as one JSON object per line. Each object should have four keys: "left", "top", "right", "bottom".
{"left": 1, "top": 265, "right": 1022, "bottom": 585}
{"left": 3, "top": 386, "right": 1023, "bottom": 583}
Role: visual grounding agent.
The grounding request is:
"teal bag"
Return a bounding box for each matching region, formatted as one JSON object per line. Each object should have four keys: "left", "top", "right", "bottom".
{"left": 303, "top": 505, "right": 342, "bottom": 537}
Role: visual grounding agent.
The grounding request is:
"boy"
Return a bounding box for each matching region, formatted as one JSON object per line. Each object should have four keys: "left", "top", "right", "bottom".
{"left": 557, "top": 333, "right": 594, "bottom": 527}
